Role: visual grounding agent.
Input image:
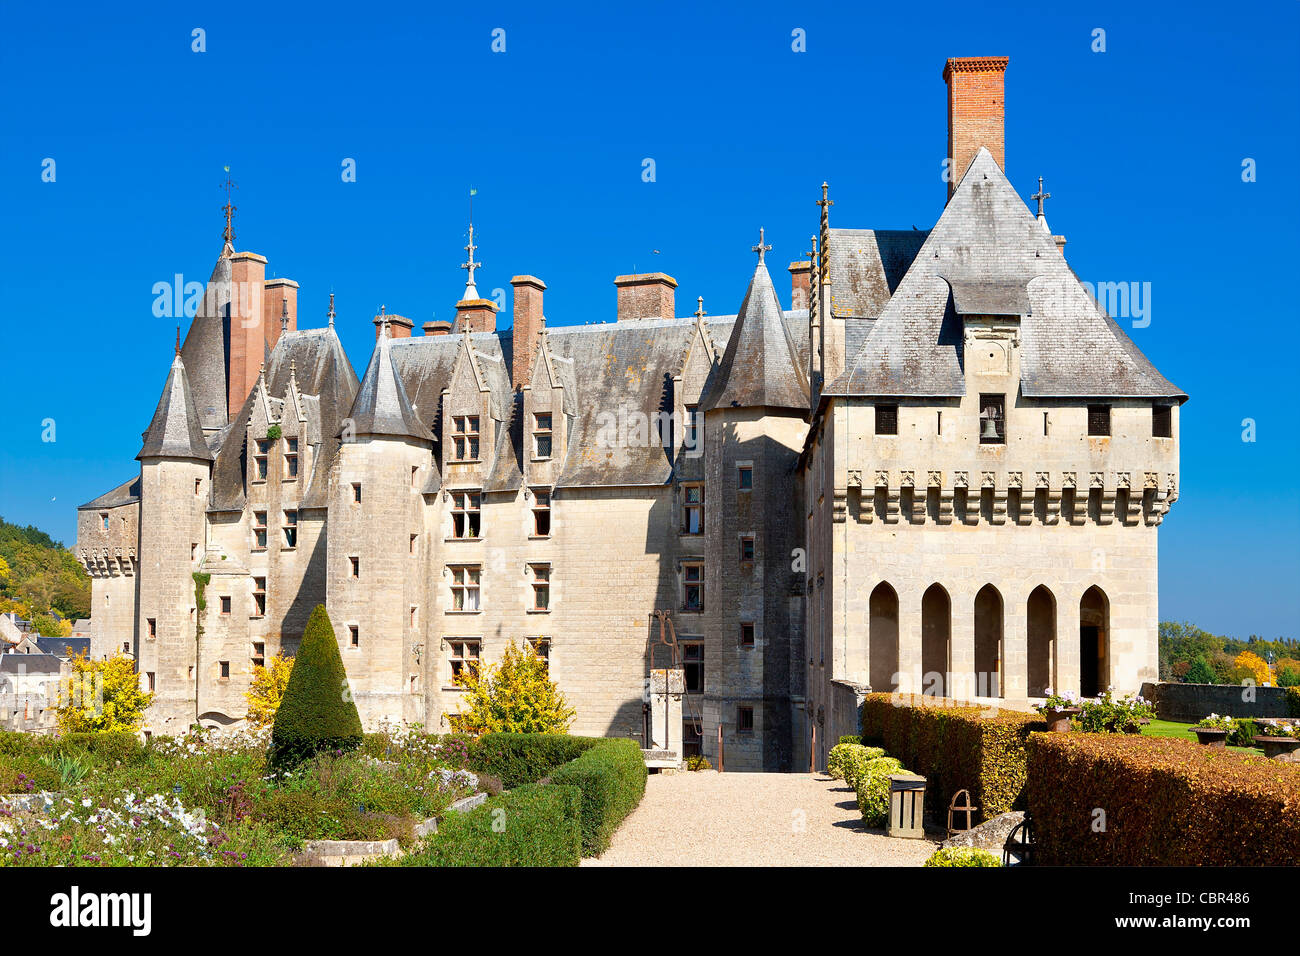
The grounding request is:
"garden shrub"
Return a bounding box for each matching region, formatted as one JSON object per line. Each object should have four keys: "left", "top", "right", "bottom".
{"left": 837, "top": 745, "right": 887, "bottom": 789}
{"left": 1028, "top": 733, "right": 1300, "bottom": 865}
{"left": 549, "top": 737, "right": 647, "bottom": 855}
{"left": 685, "top": 754, "right": 712, "bottom": 771}
{"left": 860, "top": 694, "right": 1044, "bottom": 821}
{"left": 1287, "top": 686, "right": 1300, "bottom": 718}
{"left": 270, "top": 605, "right": 363, "bottom": 770}
{"left": 1227, "top": 718, "right": 1261, "bottom": 748}
{"left": 469, "top": 733, "right": 595, "bottom": 788}
{"left": 55, "top": 731, "right": 149, "bottom": 765}
{"left": 837, "top": 735, "right": 861, "bottom": 746}
{"left": 398, "top": 783, "right": 583, "bottom": 867}
{"left": 924, "top": 847, "right": 1001, "bottom": 867}
{"left": 854, "top": 762, "right": 903, "bottom": 827}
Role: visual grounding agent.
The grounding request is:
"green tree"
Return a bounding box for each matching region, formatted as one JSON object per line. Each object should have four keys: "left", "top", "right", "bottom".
{"left": 56, "top": 652, "right": 154, "bottom": 733}
{"left": 270, "top": 605, "right": 362, "bottom": 768}
{"left": 448, "top": 640, "right": 575, "bottom": 735}
{"left": 1185, "top": 654, "right": 1217, "bottom": 685}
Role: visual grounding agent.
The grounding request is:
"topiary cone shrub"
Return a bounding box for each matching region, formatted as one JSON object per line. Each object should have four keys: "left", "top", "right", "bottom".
{"left": 270, "top": 605, "right": 363, "bottom": 771}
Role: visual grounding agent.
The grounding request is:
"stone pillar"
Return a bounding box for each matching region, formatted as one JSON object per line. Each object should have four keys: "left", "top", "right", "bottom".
{"left": 649, "top": 668, "right": 684, "bottom": 753}
{"left": 1003, "top": 586, "right": 1028, "bottom": 701}
{"left": 950, "top": 588, "right": 976, "bottom": 700}
{"left": 897, "top": 585, "right": 923, "bottom": 694}
{"left": 1058, "top": 593, "right": 1082, "bottom": 696}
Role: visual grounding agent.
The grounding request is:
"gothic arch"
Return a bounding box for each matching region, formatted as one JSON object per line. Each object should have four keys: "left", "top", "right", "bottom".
{"left": 921, "top": 584, "right": 951, "bottom": 698}
{"left": 869, "top": 581, "right": 900, "bottom": 693}
{"left": 974, "top": 584, "right": 1003, "bottom": 698}
{"left": 1079, "top": 585, "right": 1111, "bottom": 697}
{"left": 1027, "top": 585, "right": 1057, "bottom": 697}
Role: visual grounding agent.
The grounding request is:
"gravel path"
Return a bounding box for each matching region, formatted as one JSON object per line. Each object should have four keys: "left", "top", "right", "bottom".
{"left": 583, "top": 771, "right": 939, "bottom": 867}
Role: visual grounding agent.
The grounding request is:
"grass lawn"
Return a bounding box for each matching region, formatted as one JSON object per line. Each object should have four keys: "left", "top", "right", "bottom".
{"left": 1142, "top": 718, "right": 1263, "bottom": 754}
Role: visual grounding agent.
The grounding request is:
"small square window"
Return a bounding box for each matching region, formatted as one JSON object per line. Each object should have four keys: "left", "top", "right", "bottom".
{"left": 739, "top": 623, "right": 755, "bottom": 647}
{"left": 1087, "top": 404, "right": 1111, "bottom": 437}
{"left": 1153, "top": 404, "right": 1172, "bottom": 439}
{"left": 737, "top": 706, "right": 755, "bottom": 734}
{"left": 219, "top": 660, "right": 230, "bottom": 679}
{"left": 739, "top": 535, "right": 755, "bottom": 562}
{"left": 737, "top": 465, "right": 753, "bottom": 491}
{"left": 528, "top": 636, "right": 550, "bottom": 662}
{"left": 875, "top": 403, "right": 898, "bottom": 435}
{"left": 349, "top": 625, "right": 360, "bottom": 647}
{"left": 219, "top": 595, "right": 232, "bottom": 615}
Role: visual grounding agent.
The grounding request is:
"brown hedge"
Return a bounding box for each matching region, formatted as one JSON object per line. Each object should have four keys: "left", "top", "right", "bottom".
{"left": 1028, "top": 733, "right": 1300, "bottom": 866}
{"left": 859, "top": 694, "right": 1045, "bottom": 822}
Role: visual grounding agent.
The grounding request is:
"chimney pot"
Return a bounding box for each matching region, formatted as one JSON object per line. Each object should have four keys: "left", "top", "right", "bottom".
{"left": 374, "top": 313, "right": 414, "bottom": 340}
{"left": 788, "top": 261, "right": 812, "bottom": 311}
{"left": 614, "top": 273, "right": 677, "bottom": 322}
{"left": 943, "top": 56, "right": 1009, "bottom": 200}
{"left": 423, "top": 320, "right": 453, "bottom": 336}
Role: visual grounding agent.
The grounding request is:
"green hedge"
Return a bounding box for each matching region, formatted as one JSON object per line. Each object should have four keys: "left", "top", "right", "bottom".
{"left": 550, "top": 737, "right": 647, "bottom": 855}
{"left": 1028, "top": 733, "right": 1300, "bottom": 865}
{"left": 1286, "top": 686, "right": 1300, "bottom": 718}
{"left": 470, "top": 734, "right": 597, "bottom": 789}
{"left": 924, "top": 847, "right": 1001, "bottom": 867}
{"left": 860, "top": 694, "right": 1045, "bottom": 821}
{"left": 399, "top": 784, "right": 583, "bottom": 867}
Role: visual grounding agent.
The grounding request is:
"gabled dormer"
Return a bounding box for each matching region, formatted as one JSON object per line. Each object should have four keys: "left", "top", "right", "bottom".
{"left": 521, "top": 331, "right": 570, "bottom": 489}
{"left": 672, "top": 301, "right": 719, "bottom": 475}
{"left": 442, "top": 333, "right": 494, "bottom": 485}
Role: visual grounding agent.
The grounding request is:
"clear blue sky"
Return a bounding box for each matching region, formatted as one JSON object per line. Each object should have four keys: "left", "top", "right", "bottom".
{"left": 0, "top": 1, "right": 1296, "bottom": 639}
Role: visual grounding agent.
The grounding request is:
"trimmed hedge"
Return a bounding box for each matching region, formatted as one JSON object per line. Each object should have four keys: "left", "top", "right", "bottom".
{"left": 398, "top": 784, "right": 583, "bottom": 867}
{"left": 470, "top": 733, "right": 595, "bottom": 789}
{"left": 1028, "top": 733, "right": 1300, "bottom": 866}
{"left": 854, "top": 757, "right": 906, "bottom": 826}
{"left": 550, "top": 737, "right": 647, "bottom": 855}
{"left": 836, "top": 744, "right": 887, "bottom": 789}
{"left": 860, "top": 694, "right": 1045, "bottom": 821}
{"left": 924, "top": 847, "right": 1001, "bottom": 867}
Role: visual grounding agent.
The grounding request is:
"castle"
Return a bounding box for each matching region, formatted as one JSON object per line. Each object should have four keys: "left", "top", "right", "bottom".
{"left": 75, "top": 57, "right": 1184, "bottom": 771}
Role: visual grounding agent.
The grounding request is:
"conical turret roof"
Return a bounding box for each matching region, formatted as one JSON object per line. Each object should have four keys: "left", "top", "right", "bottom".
{"left": 347, "top": 325, "right": 433, "bottom": 440}
{"left": 137, "top": 352, "right": 214, "bottom": 461}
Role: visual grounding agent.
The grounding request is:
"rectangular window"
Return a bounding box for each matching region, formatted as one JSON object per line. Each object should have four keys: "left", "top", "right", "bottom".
{"left": 533, "top": 412, "right": 553, "bottom": 459}
{"left": 219, "top": 660, "right": 230, "bottom": 679}
{"left": 447, "top": 639, "right": 480, "bottom": 682}
{"left": 194, "top": 478, "right": 202, "bottom": 496}
{"left": 739, "top": 535, "right": 755, "bottom": 562}
{"left": 449, "top": 565, "right": 481, "bottom": 611}
{"left": 253, "top": 511, "right": 267, "bottom": 550}
{"left": 1153, "top": 404, "right": 1172, "bottom": 438}
{"left": 219, "top": 595, "right": 231, "bottom": 616}
{"left": 739, "top": 622, "right": 755, "bottom": 648}
{"left": 979, "top": 394, "right": 1006, "bottom": 444}
{"left": 875, "top": 403, "right": 899, "bottom": 435}
{"left": 451, "top": 491, "right": 481, "bottom": 539}
{"left": 283, "top": 509, "right": 298, "bottom": 548}
{"left": 410, "top": 533, "right": 419, "bottom": 555}
{"left": 147, "top": 618, "right": 156, "bottom": 640}
{"left": 349, "top": 556, "right": 359, "bottom": 579}
{"left": 452, "top": 416, "right": 480, "bottom": 461}
{"left": 252, "top": 577, "right": 266, "bottom": 617}
{"left": 532, "top": 489, "right": 551, "bottom": 537}
{"left": 191, "top": 542, "right": 198, "bottom": 560}
{"left": 737, "top": 465, "right": 753, "bottom": 491}
{"left": 684, "top": 404, "right": 701, "bottom": 454}
{"left": 411, "top": 465, "right": 419, "bottom": 489}
{"left": 352, "top": 482, "right": 362, "bottom": 504}
{"left": 122, "top": 641, "right": 131, "bottom": 654}
{"left": 737, "top": 705, "right": 755, "bottom": 734}
{"left": 252, "top": 642, "right": 265, "bottom": 668}
{"left": 682, "top": 484, "right": 703, "bottom": 535}
{"left": 146, "top": 672, "right": 156, "bottom": 692}
{"left": 1087, "top": 404, "right": 1111, "bottom": 437}
{"left": 531, "top": 564, "right": 550, "bottom": 611}
{"left": 682, "top": 562, "right": 704, "bottom": 611}
{"left": 100, "top": 513, "right": 109, "bottom": 531}
{"left": 254, "top": 440, "right": 270, "bottom": 480}
{"left": 284, "top": 437, "right": 299, "bottom": 478}
{"left": 682, "top": 641, "right": 704, "bottom": 693}
{"left": 349, "top": 625, "right": 359, "bottom": 647}
{"left": 528, "top": 636, "right": 550, "bottom": 662}
{"left": 410, "top": 606, "right": 418, "bottom": 628}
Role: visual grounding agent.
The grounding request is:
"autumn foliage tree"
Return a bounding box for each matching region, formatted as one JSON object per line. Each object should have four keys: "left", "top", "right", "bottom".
{"left": 245, "top": 652, "right": 294, "bottom": 727}
{"left": 56, "top": 652, "right": 153, "bottom": 733}
{"left": 448, "top": 640, "right": 575, "bottom": 736}
{"left": 1232, "top": 650, "right": 1274, "bottom": 687}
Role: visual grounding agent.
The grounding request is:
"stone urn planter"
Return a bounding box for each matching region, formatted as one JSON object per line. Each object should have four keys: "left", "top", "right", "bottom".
{"left": 1193, "top": 728, "right": 1229, "bottom": 747}
{"left": 1254, "top": 736, "right": 1300, "bottom": 763}
{"left": 1043, "top": 707, "right": 1081, "bottom": 733}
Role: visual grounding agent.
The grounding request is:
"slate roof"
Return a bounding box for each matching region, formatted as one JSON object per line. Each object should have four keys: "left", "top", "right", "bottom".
{"left": 0, "top": 653, "right": 63, "bottom": 675}
{"left": 77, "top": 475, "right": 140, "bottom": 511}
{"left": 348, "top": 328, "right": 434, "bottom": 442}
{"left": 826, "top": 149, "right": 1186, "bottom": 401}
{"left": 137, "top": 353, "right": 214, "bottom": 461}
{"left": 33, "top": 637, "right": 90, "bottom": 660}
{"left": 180, "top": 246, "right": 233, "bottom": 431}
{"left": 700, "top": 259, "right": 810, "bottom": 413}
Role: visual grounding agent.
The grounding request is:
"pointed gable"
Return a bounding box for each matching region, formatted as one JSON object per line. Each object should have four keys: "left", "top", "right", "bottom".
{"left": 137, "top": 353, "right": 214, "bottom": 461}
{"left": 701, "top": 259, "right": 810, "bottom": 412}
{"left": 180, "top": 246, "right": 233, "bottom": 431}
{"left": 830, "top": 148, "right": 1185, "bottom": 401}
{"left": 348, "top": 327, "right": 433, "bottom": 441}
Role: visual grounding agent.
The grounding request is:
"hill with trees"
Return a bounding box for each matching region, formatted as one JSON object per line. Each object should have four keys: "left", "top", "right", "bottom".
{"left": 1159, "top": 621, "right": 1299, "bottom": 687}
{"left": 0, "top": 516, "right": 91, "bottom": 636}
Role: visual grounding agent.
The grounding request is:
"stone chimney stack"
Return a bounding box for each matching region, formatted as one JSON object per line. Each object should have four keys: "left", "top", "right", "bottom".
{"left": 944, "top": 56, "right": 1009, "bottom": 200}
{"left": 228, "top": 251, "right": 267, "bottom": 418}
{"left": 511, "top": 275, "right": 546, "bottom": 388}
{"left": 264, "top": 278, "right": 298, "bottom": 351}
{"left": 614, "top": 273, "right": 677, "bottom": 321}
{"left": 373, "top": 311, "right": 413, "bottom": 340}
{"left": 423, "top": 320, "right": 452, "bottom": 336}
{"left": 453, "top": 297, "right": 498, "bottom": 334}
{"left": 788, "top": 260, "right": 811, "bottom": 310}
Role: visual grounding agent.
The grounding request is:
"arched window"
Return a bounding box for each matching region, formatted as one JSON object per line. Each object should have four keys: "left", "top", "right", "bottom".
{"left": 1079, "top": 586, "right": 1110, "bottom": 697}
{"left": 974, "top": 584, "right": 1003, "bottom": 698}
{"left": 1027, "top": 585, "right": 1057, "bottom": 697}
{"left": 921, "top": 584, "right": 951, "bottom": 699}
{"left": 869, "top": 582, "right": 899, "bottom": 693}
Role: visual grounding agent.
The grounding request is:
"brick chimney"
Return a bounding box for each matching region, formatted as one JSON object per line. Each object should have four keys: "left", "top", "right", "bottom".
{"left": 614, "top": 273, "right": 677, "bottom": 321}
{"left": 373, "top": 311, "right": 413, "bottom": 340}
{"left": 788, "top": 261, "right": 811, "bottom": 310}
{"left": 264, "top": 278, "right": 298, "bottom": 351}
{"left": 511, "top": 275, "right": 546, "bottom": 388}
{"left": 228, "top": 251, "right": 267, "bottom": 418}
{"left": 944, "top": 56, "right": 1009, "bottom": 200}
{"left": 454, "top": 297, "right": 498, "bottom": 334}
{"left": 423, "top": 320, "right": 452, "bottom": 336}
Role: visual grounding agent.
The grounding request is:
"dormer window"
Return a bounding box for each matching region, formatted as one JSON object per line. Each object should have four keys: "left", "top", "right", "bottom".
{"left": 452, "top": 416, "right": 480, "bottom": 461}
{"left": 684, "top": 404, "right": 701, "bottom": 455}
{"left": 533, "top": 412, "right": 553, "bottom": 459}
{"left": 254, "top": 440, "right": 270, "bottom": 480}
{"left": 282, "top": 509, "right": 298, "bottom": 548}
{"left": 1087, "top": 404, "right": 1111, "bottom": 437}
{"left": 284, "top": 437, "right": 299, "bottom": 478}
{"left": 979, "top": 394, "right": 1005, "bottom": 444}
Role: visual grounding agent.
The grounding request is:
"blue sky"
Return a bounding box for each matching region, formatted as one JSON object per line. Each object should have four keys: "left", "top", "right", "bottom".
{"left": 0, "top": 1, "right": 1296, "bottom": 639}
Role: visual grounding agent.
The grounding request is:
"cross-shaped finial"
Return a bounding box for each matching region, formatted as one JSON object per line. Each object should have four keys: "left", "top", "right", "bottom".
{"left": 461, "top": 222, "right": 481, "bottom": 296}
{"left": 694, "top": 296, "right": 707, "bottom": 320}
{"left": 327, "top": 292, "right": 336, "bottom": 328}
{"left": 221, "top": 167, "right": 237, "bottom": 245}
{"left": 817, "top": 182, "right": 833, "bottom": 211}
{"left": 752, "top": 227, "right": 771, "bottom": 263}
{"left": 1032, "top": 176, "right": 1051, "bottom": 218}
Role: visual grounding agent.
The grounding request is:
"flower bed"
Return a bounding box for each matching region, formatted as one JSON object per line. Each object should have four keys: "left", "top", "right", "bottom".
{"left": 1027, "top": 732, "right": 1300, "bottom": 865}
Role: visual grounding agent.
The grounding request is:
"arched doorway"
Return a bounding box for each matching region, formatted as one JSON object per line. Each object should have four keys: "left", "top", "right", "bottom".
{"left": 974, "top": 584, "right": 1003, "bottom": 698}
{"left": 1079, "top": 586, "right": 1110, "bottom": 697}
{"left": 921, "top": 584, "right": 951, "bottom": 698}
{"left": 869, "top": 582, "right": 899, "bottom": 693}
{"left": 1027, "top": 585, "right": 1056, "bottom": 697}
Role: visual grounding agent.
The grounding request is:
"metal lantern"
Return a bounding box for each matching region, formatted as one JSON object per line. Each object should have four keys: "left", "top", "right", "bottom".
{"left": 886, "top": 774, "right": 927, "bottom": 839}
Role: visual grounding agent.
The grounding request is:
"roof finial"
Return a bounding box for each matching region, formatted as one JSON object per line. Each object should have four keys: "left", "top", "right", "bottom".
{"left": 752, "top": 227, "right": 771, "bottom": 264}
{"left": 1032, "top": 176, "right": 1051, "bottom": 218}
{"left": 380, "top": 305, "right": 390, "bottom": 338}
{"left": 817, "top": 183, "right": 833, "bottom": 282}
{"left": 221, "top": 166, "right": 237, "bottom": 247}
{"left": 695, "top": 296, "right": 707, "bottom": 319}
{"left": 327, "top": 292, "right": 336, "bottom": 328}
{"left": 461, "top": 221, "right": 481, "bottom": 301}
{"left": 175, "top": 325, "right": 181, "bottom": 357}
